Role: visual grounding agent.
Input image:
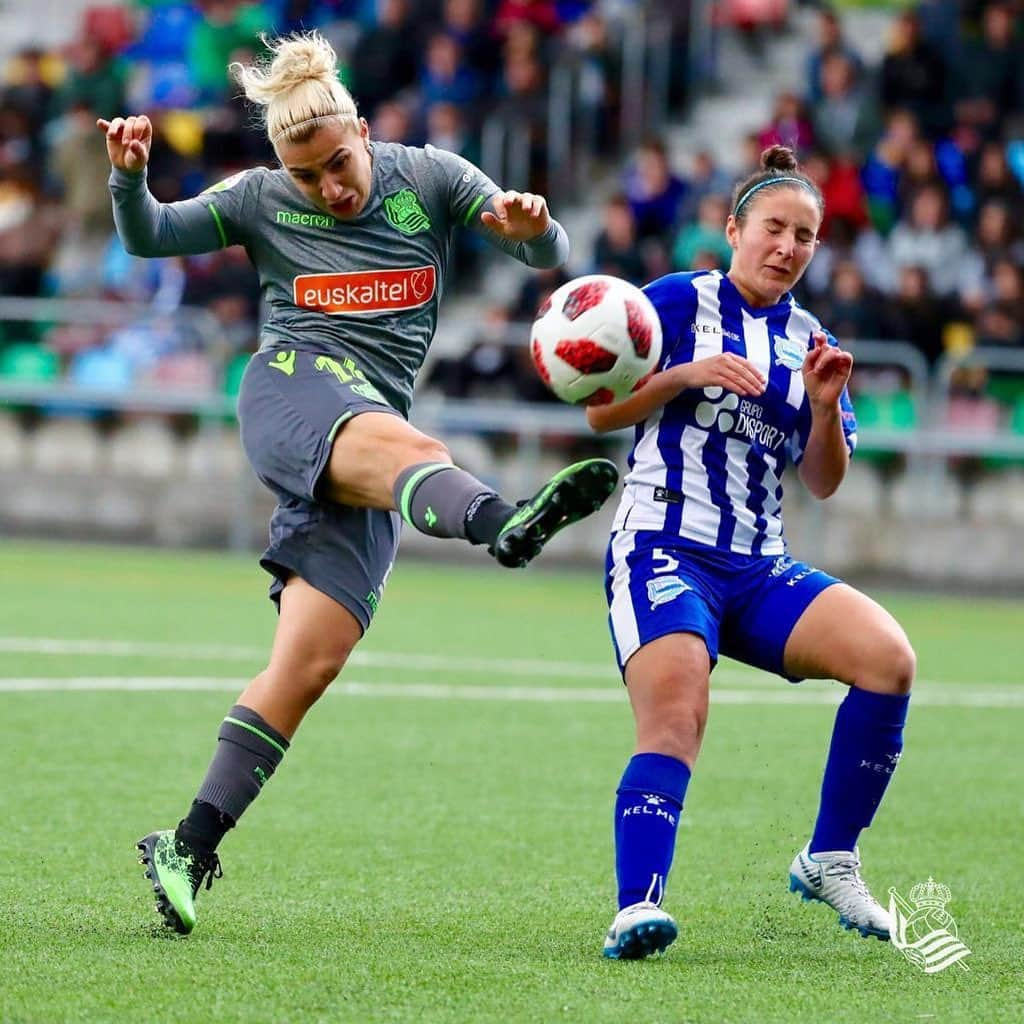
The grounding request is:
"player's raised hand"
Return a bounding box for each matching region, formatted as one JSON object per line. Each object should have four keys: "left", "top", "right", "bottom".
{"left": 96, "top": 115, "right": 153, "bottom": 173}
{"left": 802, "top": 331, "right": 853, "bottom": 408}
{"left": 674, "top": 352, "right": 767, "bottom": 397}
{"left": 481, "top": 190, "right": 551, "bottom": 241}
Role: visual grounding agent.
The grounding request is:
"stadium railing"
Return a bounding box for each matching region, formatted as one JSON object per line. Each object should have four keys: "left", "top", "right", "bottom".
{"left": 4, "top": 303, "right": 1024, "bottom": 552}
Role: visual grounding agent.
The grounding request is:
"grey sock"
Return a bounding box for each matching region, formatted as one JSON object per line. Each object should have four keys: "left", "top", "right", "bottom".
{"left": 393, "top": 462, "right": 512, "bottom": 541}
{"left": 194, "top": 704, "right": 290, "bottom": 823}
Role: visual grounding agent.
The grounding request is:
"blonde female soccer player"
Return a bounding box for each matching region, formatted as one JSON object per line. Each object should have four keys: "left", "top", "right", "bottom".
{"left": 100, "top": 31, "right": 617, "bottom": 935}
{"left": 592, "top": 145, "right": 914, "bottom": 959}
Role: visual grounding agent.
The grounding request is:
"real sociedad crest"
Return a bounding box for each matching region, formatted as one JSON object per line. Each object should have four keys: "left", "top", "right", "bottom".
{"left": 889, "top": 878, "right": 972, "bottom": 973}
{"left": 773, "top": 334, "right": 808, "bottom": 371}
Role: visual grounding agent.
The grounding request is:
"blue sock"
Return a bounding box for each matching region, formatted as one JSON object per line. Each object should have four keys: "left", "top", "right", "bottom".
{"left": 809, "top": 688, "right": 910, "bottom": 854}
{"left": 614, "top": 752, "right": 691, "bottom": 909}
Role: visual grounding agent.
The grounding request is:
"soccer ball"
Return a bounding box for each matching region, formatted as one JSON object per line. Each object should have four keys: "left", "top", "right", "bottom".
{"left": 529, "top": 274, "right": 662, "bottom": 406}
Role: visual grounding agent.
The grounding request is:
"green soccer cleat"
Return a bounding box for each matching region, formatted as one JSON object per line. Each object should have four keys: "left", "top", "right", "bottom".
{"left": 137, "top": 829, "right": 222, "bottom": 935}
{"left": 490, "top": 458, "right": 619, "bottom": 568}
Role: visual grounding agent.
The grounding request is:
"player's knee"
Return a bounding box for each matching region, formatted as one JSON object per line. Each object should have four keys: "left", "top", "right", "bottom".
{"left": 637, "top": 699, "right": 706, "bottom": 761}
{"left": 861, "top": 630, "right": 916, "bottom": 694}
{"left": 296, "top": 642, "right": 355, "bottom": 704}
{"left": 409, "top": 435, "right": 451, "bottom": 467}
{"left": 889, "top": 636, "right": 916, "bottom": 694}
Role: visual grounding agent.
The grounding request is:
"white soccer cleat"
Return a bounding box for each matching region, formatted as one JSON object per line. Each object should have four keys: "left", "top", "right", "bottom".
{"left": 788, "top": 843, "right": 892, "bottom": 940}
{"left": 602, "top": 901, "right": 678, "bottom": 959}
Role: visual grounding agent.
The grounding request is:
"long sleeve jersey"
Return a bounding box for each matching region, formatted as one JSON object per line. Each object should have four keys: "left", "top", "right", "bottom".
{"left": 109, "top": 141, "right": 569, "bottom": 416}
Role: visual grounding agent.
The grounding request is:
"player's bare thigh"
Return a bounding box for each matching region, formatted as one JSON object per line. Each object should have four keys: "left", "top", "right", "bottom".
{"left": 624, "top": 632, "right": 711, "bottom": 766}
{"left": 782, "top": 583, "right": 916, "bottom": 694}
{"left": 322, "top": 411, "right": 452, "bottom": 508}
{"left": 238, "top": 576, "right": 364, "bottom": 737}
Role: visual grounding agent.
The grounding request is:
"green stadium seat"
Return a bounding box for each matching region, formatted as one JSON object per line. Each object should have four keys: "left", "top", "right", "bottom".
{"left": 853, "top": 390, "right": 918, "bottom": 430}
{"left": 979, "top": 396, "right": 1024, "bottom": 469}
{"left": 222, "top": 352, "right": 250, "bottom": 400}
{"left": 1010, "top": 398, "right": 1024, "bottom": 435}
{"left": 986, "top": 374, "right": 1024, "bottom": 408}
{"left": 853, "top": 390, "right": 917, "bottom": 467}
{"left": 211, "top": 351, "right": 252, "bottom": 424}
{"left": 0, "top": 343, "right": 59, "bottom": 382}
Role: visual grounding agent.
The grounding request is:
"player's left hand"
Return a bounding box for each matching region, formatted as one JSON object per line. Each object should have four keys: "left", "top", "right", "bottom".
{"left": 802, "top": 331, "right": 853, "bottom": 409}
{"left": 481, "top": 190, "right": 551, "bottom": 241}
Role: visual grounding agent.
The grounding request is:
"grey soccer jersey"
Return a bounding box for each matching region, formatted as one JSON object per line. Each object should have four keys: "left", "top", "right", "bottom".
{"left": 109, "top": 142, "right": 569, "bottom": 415}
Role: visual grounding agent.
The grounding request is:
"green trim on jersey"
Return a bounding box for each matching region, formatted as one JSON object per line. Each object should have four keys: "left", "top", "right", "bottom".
{"left": 327, "top": 411, "right": 356, "bottom": 442}
{"left": 464, "top": 193, "right": 487, "bottom": 226}
{"left": 223, "top": 716, "right": 287, "bottom": 757}
{"left": 207, "top": 204, "right": 228, "bottom": 248}
{"left": 399, "top": 463, "right": 452, "bottom": 525}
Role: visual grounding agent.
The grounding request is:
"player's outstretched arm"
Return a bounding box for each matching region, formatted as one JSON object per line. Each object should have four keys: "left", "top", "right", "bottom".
{"left": 587, "top": 353, "right": 767, "bottom": 433}
{"left": 476, "top": 190, "right": 569, "bottom": 268}
{"left": 99, "top": 114, "right": 227, "bottom": 258}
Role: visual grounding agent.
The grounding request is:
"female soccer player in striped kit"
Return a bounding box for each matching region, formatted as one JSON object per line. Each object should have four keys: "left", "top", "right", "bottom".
{"left": 591, "top": 146, "right": 914, "bottom": 959}
{"left": 99, "top": 31, "right": 618, "bottom": 935}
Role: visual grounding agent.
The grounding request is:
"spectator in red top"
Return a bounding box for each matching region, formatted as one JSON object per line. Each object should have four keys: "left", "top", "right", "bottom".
{"left": 803, "top": 151, "right": 869, "bottom": 239}
{"left": 494, "top": 0, "right": 563, "bottom": 37}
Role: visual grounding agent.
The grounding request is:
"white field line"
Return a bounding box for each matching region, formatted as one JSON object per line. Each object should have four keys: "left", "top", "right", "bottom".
{"left": 0, "top": 636, "right": 1013, "bottom": 692}
{"left": 0, "top": 676, "right": 1022, "bottom": 708}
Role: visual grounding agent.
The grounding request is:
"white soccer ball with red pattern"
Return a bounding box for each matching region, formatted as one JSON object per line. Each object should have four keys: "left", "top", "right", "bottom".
{"left": 529, "top": 274, "right": 662, "bottom": 406}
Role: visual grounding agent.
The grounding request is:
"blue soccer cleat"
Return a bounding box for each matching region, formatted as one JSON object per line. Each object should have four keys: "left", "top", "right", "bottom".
{"left": 789, "top": 843, "right": 891, "bottom": 940}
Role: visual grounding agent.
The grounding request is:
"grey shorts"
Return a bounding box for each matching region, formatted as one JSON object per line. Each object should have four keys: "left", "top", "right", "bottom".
{"left": 237, "top": 347, "right": 403, "bottom": 631}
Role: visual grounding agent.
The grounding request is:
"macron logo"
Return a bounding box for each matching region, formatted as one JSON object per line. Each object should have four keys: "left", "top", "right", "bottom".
{"left": 276, "top": 210, "right": 336, "bottom": 229}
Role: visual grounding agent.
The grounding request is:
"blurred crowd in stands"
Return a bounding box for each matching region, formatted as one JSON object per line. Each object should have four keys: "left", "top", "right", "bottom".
{"left": 437, "top": 0, "right": 1024, "bottom": 441}
{"left": 0, "top": 0, "right": 671, "bottom": 398}
{"left": 1, "top": 0, "right": 1023, "bottom": 440}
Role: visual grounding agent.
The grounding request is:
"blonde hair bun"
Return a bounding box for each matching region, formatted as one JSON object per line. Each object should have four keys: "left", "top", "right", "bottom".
{"left": 230, "top": 31, "right": 358, "bottom": 147}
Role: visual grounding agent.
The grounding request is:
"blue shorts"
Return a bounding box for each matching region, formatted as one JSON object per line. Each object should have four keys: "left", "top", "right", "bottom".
{"left": 605, "top": 530, "right": 840, "bottom": 680}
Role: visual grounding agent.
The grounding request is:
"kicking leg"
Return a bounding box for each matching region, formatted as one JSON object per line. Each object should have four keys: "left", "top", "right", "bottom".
{"left": 323, "top": 412, "right": 618, "bottom": 568}
{"left": 139, "top": 578, "right": 361, "bottom": 934}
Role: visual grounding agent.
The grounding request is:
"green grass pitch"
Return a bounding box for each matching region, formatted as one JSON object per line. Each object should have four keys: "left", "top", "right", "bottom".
{"left": 1, "top": 541, "right": 1022, "bottom": 1023}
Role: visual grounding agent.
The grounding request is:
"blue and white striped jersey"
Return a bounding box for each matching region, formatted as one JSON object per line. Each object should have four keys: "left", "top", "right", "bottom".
{"left": 611, "top": 270, "right": 857, "bottom": 555}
